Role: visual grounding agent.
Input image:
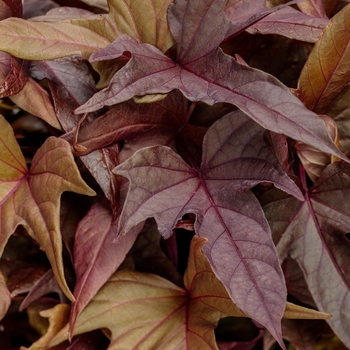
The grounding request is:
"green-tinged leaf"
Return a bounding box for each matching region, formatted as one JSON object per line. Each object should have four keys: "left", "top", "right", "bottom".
{"left": 0, "top": 116, "right": 96, "bottom": 301}
{"left": 0, "top": 18, "right": 109, "bottom": 60}
{"left": 71, "top": 0, "right": 174, "bottom": 52}
{"left": 10, "top": 76, "right": 62, "bottom": 130}
{"left": 21, "top": 304, "right": 71, "bottom": 350}
{"left": 26, "top": 237, "right": 329, "bottom": 350}
{"left": 296, "top": 4, "right": 350, "bottom": 113}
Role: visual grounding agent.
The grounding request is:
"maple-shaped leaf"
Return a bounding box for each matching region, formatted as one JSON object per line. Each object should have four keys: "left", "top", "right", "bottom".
{"left": 75, "top": 0, "right": 346, "bottom": 161}
{"left": 112, "top": 111, "right": 305, "bottom": 345}
{"left": 0, "top": 116, "right": 96, "bottom": 301}
{"left": 30, "top": 236, "right": 329, "bottom": 350}
{"left": 261, "top": 162, "right": 350, "bottom": 347}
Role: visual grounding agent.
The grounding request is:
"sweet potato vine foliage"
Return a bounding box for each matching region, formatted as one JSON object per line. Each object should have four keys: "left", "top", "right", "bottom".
{"left": 1, "top": 0, "right": 350, "bottom": 349}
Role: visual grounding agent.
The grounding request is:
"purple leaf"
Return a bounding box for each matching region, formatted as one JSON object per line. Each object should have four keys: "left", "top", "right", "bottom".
{"left": 19, "top": 269, "right": 65, "bottom": 311}
{"left": 262, "top": 162, "right": 350, "bottom": 347}
{"left": 70, "top": 199, "right": 144, "bottom": 333}
{"left": 75, "top": 0, "right": 346, "bottom": 162}
{"left": 114, "top": 111, "right": 304, "bottom": 347}
{"left": 29, "top": 56, "right": 96, "bottom": 132}
{"left": 246, "top": 7, "right": 328, "bottom": 43}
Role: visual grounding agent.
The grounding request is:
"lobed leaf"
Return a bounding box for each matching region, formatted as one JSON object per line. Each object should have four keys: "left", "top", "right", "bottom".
{"left": 31, "top": 237, "right": 330, "bottom": 350}
{"left": 76, "top": 0, "right": 347, "bottom": 162}
{"left": 113, "top": 111, "right": 304, "bottom": 346}
{"left": 0, "top": 116, "right": 96, "bottom": 301}
{"left": 262, "top": 162, "right": 350, "bottom": 347}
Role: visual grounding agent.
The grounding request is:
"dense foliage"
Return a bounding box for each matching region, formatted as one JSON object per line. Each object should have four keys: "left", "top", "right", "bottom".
{"left": 0, "top": 0, "right": 350, "bottom": 349}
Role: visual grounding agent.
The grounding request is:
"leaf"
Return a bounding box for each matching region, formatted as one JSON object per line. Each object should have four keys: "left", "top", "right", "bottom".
{"left": 33, "top": 237, "right": 329, "bottom": 350}
{"left": 0, "top": 269, "right": 10, "bottom": 321}
{"left": 10, "top": 76, "right": 62, "bottom": 130}
{"left": 245, "top": 7, "right": 328, "bottom": 43}
{"left": 106, "top": 0, "right": 174, "bottom": 51}
{"left": 297, "top": 0, "right": 328, "bottom": 18}
{"left": 70, "top": 199, "right": 143, "bottom": 333}
{"left": 296, "top": 114, "right": 339, "bottom": 182}
{"left": 0, "top": 52, "right": 28, "bottom": 97}
{"left": 0, "top": 18, "right": 110, "bottom": 60}
{"left": 0, "top": 116, "right": 96, "bottom": 301}
{"left": 20, "top": 269, "right": 65, "bottom": 311}
{"left": 296, "top": 4, "right": 350, "bottom": 113}
{"left": 113, "top": 111, "right": 305, "bottom": 346}
{"left": 261, "top": 162, "right": 350, "bottom": 347}
{"left": 22, "top": 0, "right": 59, "bottom": 19}
{"left": 76, "top": 0, "right": 346, "bottom": 161}
{"left": 1, "top": 0, "right": 22, "bottom": 19}
{"left": 70, "top": 0, "right": 174, "bottom": 52}
{"left": 7, "top": 265, "right": 47, "bottom": 297}
{"left": 28, "top": 56, "right": 96, "bottom": 132}
{"left": 22, "top": 304, "right": 71, "bottom": 350}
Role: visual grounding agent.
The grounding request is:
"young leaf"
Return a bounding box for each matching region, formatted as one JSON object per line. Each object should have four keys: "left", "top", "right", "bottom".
{"left": 113, "top": 111, "right": 304, "bottom": 345}
{"left": 0, "top": 116, "right": 96, "bottom": 301}
{"left": 296, "top": 4, "right": 350, "bottom": 113}
{"left": 76, "top": 0, "right": 346, "bottom": 161}
{"left": 262, "top": 162, "right": 350, "bottom": 347}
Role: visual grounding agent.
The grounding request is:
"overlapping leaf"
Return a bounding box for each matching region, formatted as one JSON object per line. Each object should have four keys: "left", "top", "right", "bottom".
{"left": 112, "top": 111, "right": 305, "bottom": 346}
{"left": 75, "top": 0, "right": 346, "bottom": 162}
{"left": 27, "top": 237, "right": 329, "bottom": 350}
{"left": 0, "top": 116, "right": 96, "bottom": 301}
{"left": 244, "top": 7, "right": 328, "bottom": 43}
{"left": 262, "top": 162, "right": 350, "bottom": 347}
{"left": 296, "top": 4, "right": 350, "bottom": 113}
{"left": 70, "top": 199, "right": 143, "bottom": 333}
{"left": 0, "top": 18, "right": 109, "bottom": 60}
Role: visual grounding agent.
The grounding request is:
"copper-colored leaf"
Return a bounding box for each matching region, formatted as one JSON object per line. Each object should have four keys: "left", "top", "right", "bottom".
{"left": 296, "top": 4, "right": 350, "bottom": 113}
{"left": 0, "top": 116, "right": 96, "bottom": 301}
